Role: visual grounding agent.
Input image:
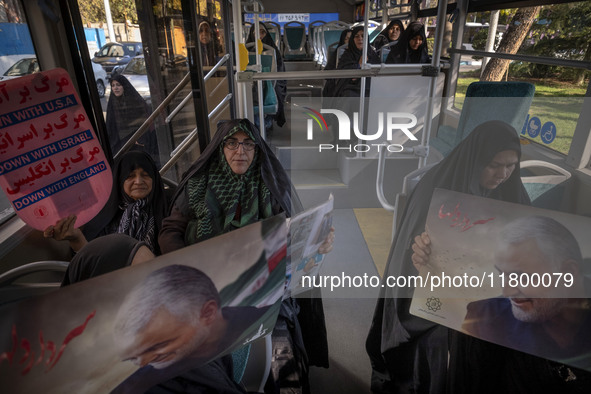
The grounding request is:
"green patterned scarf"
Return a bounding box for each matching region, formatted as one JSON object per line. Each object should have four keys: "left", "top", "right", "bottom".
{"left": 185, "top": 127, "right": 273, "bottom": 244}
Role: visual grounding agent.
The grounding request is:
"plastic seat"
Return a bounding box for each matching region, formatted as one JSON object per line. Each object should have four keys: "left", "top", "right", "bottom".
{"left": 308, "top": 20, "right": 326, "bottom": 62}
{"left": 520, "top": 160, "right": 572, "bottom": 209}
{"left": 319, "top": 21, "right": 350, "bottom": 68}
{"left": 265, "top": 21, "right": 282, "bottom": 52}
{"left": 334, "top": 43, "right": 348, "bottom": 68}
{"left": 245, "top": 43, "right": 279, "bottom": 115}
{"left": 283, "top": 21, "right": 307, "bottom": 60}
{"left": 379, "top": 41, "right": 398, "bottom": 63}
{"left": 430, "top": 81, "right": 535, "bottom": 157}
{"left": 0, "top": 261, "right": 69, "bottom": 306}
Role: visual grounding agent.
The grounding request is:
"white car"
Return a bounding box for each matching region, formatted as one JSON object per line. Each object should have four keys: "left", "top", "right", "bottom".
{"left": 0, "top": 57, "right": 108, "bottom": 98}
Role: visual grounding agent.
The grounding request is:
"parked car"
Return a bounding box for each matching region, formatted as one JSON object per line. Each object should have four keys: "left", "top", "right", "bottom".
{"left": 92, "top": 41, "right": 143, "bottom": 75}
{"left": 0, "top": 57, "right": 108, "bottom": 98}
{"left": 0, "top": 57, "right": 39, "bottom": 79}
{"left": 111, "top": 55, "right": 150, "bottom": 104}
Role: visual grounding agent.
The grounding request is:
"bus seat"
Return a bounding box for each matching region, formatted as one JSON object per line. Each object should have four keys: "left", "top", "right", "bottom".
{"left": 283, "top": 21, "right": 307, "bottom": 60}
{"left": 239, "top": 334, "right": 272, "bottom": 393}
{"left": 520, "top": 160, "right": 572, "bottom": 210}
{"left": 430, "top": 81, "right": 535, "bottom": 157}
{"left": 308, "top": 21, "right": 326, "bottom": 62}
{"left": 0, "top": 260, "right": 69, "bottom": 306}
{"left": 379, "top": 41, "right": 398, "bottom": 63}
{"left": 320, "top": 22, "right": 349, "bottom": 68}
{"left": 265, "top": 21, "right": 282, "bottom": 51}
{"left": 334, "top": 44, "right": 347, "bottom": 68}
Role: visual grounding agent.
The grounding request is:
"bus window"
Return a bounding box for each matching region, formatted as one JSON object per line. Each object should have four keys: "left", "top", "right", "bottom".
{"left": 455, "top": 4, "right": 589, "bottom": 156}
{"left": 0, "top": 0, "right": 37, "bottom": 225}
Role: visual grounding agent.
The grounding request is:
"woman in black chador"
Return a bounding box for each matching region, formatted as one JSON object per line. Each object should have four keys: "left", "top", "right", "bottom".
{"left": 106, "top": 74, "right": 159, "bottom": 162}
{"left": 366, "top": 121, "right": 531, "bottom": 393}
{"left": 385, "top": 21, "right": 430, "bottom": 64}
{"left": 332, "top": 25, "right": 381, "bottom": 98}
{"left": 372, "top": 19, "right": 405, "bottom": 52}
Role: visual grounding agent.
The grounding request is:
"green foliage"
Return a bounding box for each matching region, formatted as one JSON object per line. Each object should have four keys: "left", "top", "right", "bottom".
{"left": 78, "top": 0, "right": 138, "bottom": 24}
{"left": 509, "top": 3, "right": 591, "bottom": 83}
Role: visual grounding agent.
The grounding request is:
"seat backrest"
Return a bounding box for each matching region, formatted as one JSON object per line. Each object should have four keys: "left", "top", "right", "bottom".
{"left": 520, "top": 160, "right": 572, "bottom": 209}
{"left": 308, "top": 20, "right": 326, "bottom": 60}
{"left": 265, "top": 21, "right": 282, "bottom": 50}
{"left": 334, "top": 43, "right": 347, "bottom": 69}
{"left": 245, "top": 42, "right": 277, "bottom": 73}
{"left": 283, "top": 21, "right": 307, "bottom": 59}
{"left": 379, "top": 41, "right": 398, "bottom": 63}
{"left": 455, "top": 81, "right": 535, "bottom": 146}
{"left": 320, "top": 21, "right": 349, "bottom": 67}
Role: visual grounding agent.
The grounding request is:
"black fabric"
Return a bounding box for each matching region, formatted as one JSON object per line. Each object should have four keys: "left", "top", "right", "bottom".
{"left": 371, "top": 19, "right": 404, "bottom": 50}
{"left": 333, "top": 26, "right": 380, "bottom": 99}
{"left": 385, "top": 21, "right": 430, "bottom": 64}
{"left": 247, "top": 22, "right": 287, "bottom": 127}
{"left": 322, "top": 29, "right": 351, "bottom": 105}
{"left": 366, "top": 120, "right": 531, "bottom": 393}
{"left": 60, "top": 233, "right": 142, "bottom": 286}
{"left": 106, "top": 74, "right": 159, "bottom": 162}
{"left": 82, "top": 150, "right": 168, "bottom": 254}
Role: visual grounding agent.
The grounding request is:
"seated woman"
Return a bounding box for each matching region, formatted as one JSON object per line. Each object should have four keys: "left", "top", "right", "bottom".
{"left": 385, "top": 21, "right": 430, "bottom": 64}
{"left": 332, "top": 25, "right": 381, "bottom": 98}
{"left": 159, "top": 118, "right": 332, "bottom": 392}
{"left": 365, "top": 120, "right": 531, "bottom": 393}
{"left": 325, "top": 28, "right": 352, "bottom": 71}
{"left": 44, "top": 150, "right": 168, "bottom": 255}
{"left": 246, "top": 22, "right": 287, "bottom": 130}
{"left": 106, "top": 74, "right": 159, "bottom": 163}
{"left": 371, "top": 19, "right": 405, "bottom": 56}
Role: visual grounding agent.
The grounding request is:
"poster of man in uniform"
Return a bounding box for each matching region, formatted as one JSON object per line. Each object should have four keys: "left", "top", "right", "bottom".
{"left": 410, "top": 189, "right": 591, "bottom": 371}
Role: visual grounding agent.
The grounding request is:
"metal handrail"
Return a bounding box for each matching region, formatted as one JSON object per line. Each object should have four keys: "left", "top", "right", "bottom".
{"left": 449, "top": 48, "right": 591, "bottom": 70}
{"left": 165, "top": 54, "right": 231, "bottom": 124}
{"left": 114, "top": 72, "right": 192, "bottom": 161}
{"left": 160, "top": 93, "right": 233, "bottom": 176}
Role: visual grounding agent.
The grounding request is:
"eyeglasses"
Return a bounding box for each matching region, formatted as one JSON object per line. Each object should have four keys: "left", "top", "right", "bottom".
{"left": 224, "top": 140, "right": 256, "bottom": 151}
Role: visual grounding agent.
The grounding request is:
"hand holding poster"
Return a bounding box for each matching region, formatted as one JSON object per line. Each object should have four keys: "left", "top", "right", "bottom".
{"left": 0, "top": 69, "right": 112, "bottom": 230}
{"left": 287, "top": 194, "right": 334, "bottom": 296}
{"left": 410, "top": 188, "right": 591, "bottom": 372}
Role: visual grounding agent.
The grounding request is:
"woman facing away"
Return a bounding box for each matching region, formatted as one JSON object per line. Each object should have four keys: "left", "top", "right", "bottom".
{"left": 366, "top": 120, "right": 531, "bottom": 393}
{"left": 385, "top": 21, "right": 430, "bottom": 64}
{"left": 44, "top": 150, "right": 168, "bottom": 256}
{"left": 106, "top": 74, "right": 160, "bottom": 163}
{"left": 159, "top": 118, "right": 333, "bottom": 393}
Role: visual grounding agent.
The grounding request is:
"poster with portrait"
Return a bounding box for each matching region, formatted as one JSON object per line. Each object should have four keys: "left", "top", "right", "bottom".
{"left": 0, "top": 68, "right": 112, "bottom": 230}
{"left": 0, "top": 214, "right": 287, "bottom": 393}
{"left": 287, "top": 194, "right": 333, "bottom": 296}
{"left": 410, "top": 188, "right": 591, "bottom": 371}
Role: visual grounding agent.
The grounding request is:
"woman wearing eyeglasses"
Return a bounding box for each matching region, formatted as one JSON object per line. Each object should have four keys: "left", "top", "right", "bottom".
{"left": 159, "top": 118, "right": 331, "bottom": 393}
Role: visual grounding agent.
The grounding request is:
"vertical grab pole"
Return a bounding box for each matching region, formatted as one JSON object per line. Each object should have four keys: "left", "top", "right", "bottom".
{"left": 253, "top": 6, "right": 266, "bottom": 140}
{"left": 357, "top": 0, "right": 371, "bottom": 158}
{"left": 419, "top": 0, "right": 448, "bottom": 168}
{"left": 232, "top": 0, "right": 246, "bottom": 118}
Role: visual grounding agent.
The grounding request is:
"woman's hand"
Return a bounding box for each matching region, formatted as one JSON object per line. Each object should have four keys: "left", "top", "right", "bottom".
{"left": 43, "top": 215, "right": 88, "bottom": 252}
{"left": 411, "top": 231, "right": 431, "bottom": 275}
{"left": 318, "top": 226, "right": 335, "bottom": 254}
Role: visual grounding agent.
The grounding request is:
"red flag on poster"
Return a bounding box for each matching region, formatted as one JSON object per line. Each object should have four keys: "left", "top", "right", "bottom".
{"left": 0, "top": 68, "right": 112, "bottom": 230}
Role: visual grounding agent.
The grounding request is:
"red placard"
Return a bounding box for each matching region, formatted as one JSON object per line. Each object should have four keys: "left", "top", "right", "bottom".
{"left": 0, "top": 68, "right": 112, "bottom": 230}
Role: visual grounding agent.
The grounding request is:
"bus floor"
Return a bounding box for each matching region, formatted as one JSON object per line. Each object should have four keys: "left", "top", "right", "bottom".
{"left": 306, "top": 208, "right": 393, "bottom": 393}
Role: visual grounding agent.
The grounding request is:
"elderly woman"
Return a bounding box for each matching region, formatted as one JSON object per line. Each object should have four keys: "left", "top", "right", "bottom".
{"left": 372, "top": 19, "right": 405, "bottom": 52}
{"left": 44, "top": 150, "right": 168, "bottom": 255}
{"left": 159, "top": 118, "right": 330, "bottom": 392}
{"left": 366, "top": 120, "right": 531, "bottom": 393}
